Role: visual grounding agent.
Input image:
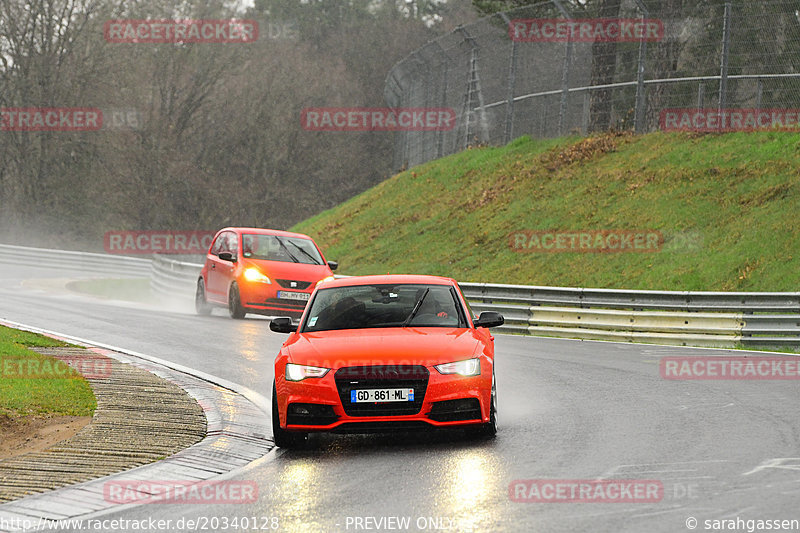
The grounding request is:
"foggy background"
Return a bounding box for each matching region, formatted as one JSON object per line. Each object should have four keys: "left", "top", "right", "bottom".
{"left": 0, "top": 0, "right": 478, "bottom": 251}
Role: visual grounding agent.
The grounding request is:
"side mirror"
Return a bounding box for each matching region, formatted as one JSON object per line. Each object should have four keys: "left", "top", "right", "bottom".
{"left": 270, "top": 317, "right": 295, "bottom": 334}
{"left": 218, "top": 251, "right": 237, "bottom": 263}
{"left": 327, "top": 261, "right": 338, "bottom": 271}
{"left": 474, "top": 311, "right": 504, "bottom": 329}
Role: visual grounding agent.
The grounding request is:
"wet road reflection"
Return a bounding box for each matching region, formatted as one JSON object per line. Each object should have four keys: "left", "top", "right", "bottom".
{"left": 261, "top": 432, "right": 508, "bottom": 532}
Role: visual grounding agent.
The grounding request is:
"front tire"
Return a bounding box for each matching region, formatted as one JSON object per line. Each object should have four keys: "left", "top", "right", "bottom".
{"left": 272, "top": 382, "right": 307, "bottom": 449}
{"left": 472, "top": 372, "right": 497, "bottom": 438}
{"left": 228, "top": 282, "right": 246, "bottom": 319}
{"left": 195, "top": 279, "right": 212, "bottom": 316}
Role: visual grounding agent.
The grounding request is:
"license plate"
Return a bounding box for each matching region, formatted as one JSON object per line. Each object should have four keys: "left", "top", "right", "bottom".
{"left": 277, "top": 291, "right": 310, "bottom": 301}
{"left": 351, "top": 388, "right": 415, "bottom": 403}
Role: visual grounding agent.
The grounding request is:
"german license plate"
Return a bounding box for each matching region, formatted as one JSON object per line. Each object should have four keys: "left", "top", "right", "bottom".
{"left": 351, "top": 388, "right": 414, "bottom": 403}
{"left": 277, "top": 291, "right": 310, "bottom": 301}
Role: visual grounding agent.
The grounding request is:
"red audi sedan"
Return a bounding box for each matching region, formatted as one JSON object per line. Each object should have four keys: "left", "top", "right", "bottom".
{"left": 195, "top": 227, "right": 337, "bottom": 319}
{"left": 268, "top": 274, "right": 504, "bottom": 448}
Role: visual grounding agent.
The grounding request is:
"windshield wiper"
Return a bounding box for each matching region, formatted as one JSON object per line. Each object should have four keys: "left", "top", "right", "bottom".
{"left": 287, "top": 240, "right": 322, "bottom": 265}
{"left": 402, "top": 288, "right": 429, "bottom": 327}
{"left": 275, "top": 237, "right": 299, "bottom": 263}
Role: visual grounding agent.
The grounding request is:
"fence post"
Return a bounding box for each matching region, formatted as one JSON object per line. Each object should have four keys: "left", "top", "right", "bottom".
{"left": 500, "top": 12, "right": 518, "bottom": 144}
{"left": 582, "top": 92, "right": 590, "bottom": 134}
{"left": 756, "top": 78, "right": 763, "bottom": 111}
{"left": 552, "top": 0, "right": 573, "bottom": 136}
{"left": 633, "top": 0, "right": 649, "bottom": 134}
{"left": 697, "top": 82, "right": 705, "bottom": 110}
{"left": 718, "top": 1, "right": 732, "bottom": 116}
{"left": 438, "top": 62, "right": 448, "bottom": 159}
{"left": 418, "top": 54, "right": 433, "bottom": 164}
{"left": 457, "top": 26, "right": 490, "bottom": 149}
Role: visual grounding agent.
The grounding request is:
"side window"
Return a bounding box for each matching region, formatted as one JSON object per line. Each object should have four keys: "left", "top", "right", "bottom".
{"left": 242, "top": 235, "right": 255, "bottom": 257}
{"left": 227, "top": 233, "right": 239, "bottom": 255}
{"left": 210, "top": 234, "right": 225, "bottom": 255}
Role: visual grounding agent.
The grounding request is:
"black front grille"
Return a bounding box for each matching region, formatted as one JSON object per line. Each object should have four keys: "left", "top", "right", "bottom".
{"left": 332, "top": 421, "right": 433, "bottom": 434}
{"left": 335, "top": 365, "right": 429, "bottom": 417}
{"left": 276, "top": 279, "right": 312, "bottom": 290}
{"left": 257, "top": 298, "right": 308, "bottom": 310}
{"left": 427, "top": 398, "right": 482, "bottom": 422}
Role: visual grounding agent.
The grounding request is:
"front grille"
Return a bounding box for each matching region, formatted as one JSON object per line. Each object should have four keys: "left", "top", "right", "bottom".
{"left": 258, "top": 298, "right": 308, "bottom": 310}
{"left": 276, "top": 279, "right": 312, "bottom": 290}
{"left": 427, "top": 398, "right": 482, "bottom": 422}
{"left": 335, "top": 365, "right": 429, "bottom": 417}
{"left": 332, "top": 421, "right": 433, "bottom": 434}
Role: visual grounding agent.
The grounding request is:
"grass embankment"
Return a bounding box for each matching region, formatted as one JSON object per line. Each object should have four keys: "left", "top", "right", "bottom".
{"left": 293, "top": 131, "right": 800, "bottom": 291}
{"left": 0, "top": 326, "right": 96, "bottom": 421}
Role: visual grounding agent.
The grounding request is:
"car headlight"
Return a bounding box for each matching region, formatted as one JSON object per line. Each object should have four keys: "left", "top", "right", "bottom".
{"left": 285, "top": 363, "right": 330, "bottom": 381}
{"left": 243, "top": 267, "right": 271, "bottom": 284}
{"left": 315, "top": 275, "right": 336, "bottom": 287}
{"left": 434, "top": 358, "right": 481, "bottom": 376}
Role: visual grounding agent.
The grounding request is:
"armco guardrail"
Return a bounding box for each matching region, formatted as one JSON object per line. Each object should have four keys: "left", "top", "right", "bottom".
{"left": 3, "top": 245, "right": 796, "bottom": 350}
{"left": 0, "top": 243, "right": 151, "bottom": 277}
{"left": 150, "top": 254, "right": 201, "bottom": 299}
{"left": 460, "top": 283, "right": 800, "bottom": 349}
{"left": 150, "top": 258, "right": 800, "bottom": 350}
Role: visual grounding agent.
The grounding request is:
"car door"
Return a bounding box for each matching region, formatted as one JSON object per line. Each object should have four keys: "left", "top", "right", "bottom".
{"left": 206, "top": 231, "right": 237, "bottom": 301}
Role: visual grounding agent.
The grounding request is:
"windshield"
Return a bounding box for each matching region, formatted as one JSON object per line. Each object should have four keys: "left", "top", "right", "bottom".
{"left": 241, "top": 234, "right": 323, "bottom": 265}
{"left": 302, "top": 284, "right": 466, "bottom": 332}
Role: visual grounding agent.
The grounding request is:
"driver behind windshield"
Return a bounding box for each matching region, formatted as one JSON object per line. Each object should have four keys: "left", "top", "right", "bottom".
{"left": 305, "top": 285, "right": 460, "bottom": 331}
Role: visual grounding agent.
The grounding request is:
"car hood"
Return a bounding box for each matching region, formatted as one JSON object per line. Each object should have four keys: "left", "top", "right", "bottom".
{"left": 285, "top": 327, "right": 485, "bottom": 368}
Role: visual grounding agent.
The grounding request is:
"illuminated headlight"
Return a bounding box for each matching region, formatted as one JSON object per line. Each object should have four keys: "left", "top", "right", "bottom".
{"left": 243, "top": 268, "right": 271, "bottom": 283}
{"left": 285, "top": 363, "right": 330, "bottom": 381}
{"left": 315, "top": 276, "right": 336, "bottom": 287}
{"left": 434, "top": 358, "right": 481, "bottom": 376}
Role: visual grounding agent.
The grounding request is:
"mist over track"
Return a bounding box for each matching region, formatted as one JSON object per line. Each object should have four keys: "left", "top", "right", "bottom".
{"left": 1, "top": 263, "right": 798, "bottom": 532}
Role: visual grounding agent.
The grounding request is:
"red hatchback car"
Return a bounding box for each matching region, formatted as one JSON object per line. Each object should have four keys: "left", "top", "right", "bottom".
{"left": 268, "top": 274, "right": 504, "bottom": 448}
{"left": 195, "top": 227, "right": 337, "bottom": 319}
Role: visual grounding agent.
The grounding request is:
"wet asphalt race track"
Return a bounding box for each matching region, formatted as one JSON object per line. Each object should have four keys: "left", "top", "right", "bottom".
{"left": 1, "top": 263, "right": 799, "bottom": 533}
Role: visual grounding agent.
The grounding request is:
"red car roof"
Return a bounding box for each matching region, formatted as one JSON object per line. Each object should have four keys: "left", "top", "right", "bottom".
{"left": 319, "top": 274, "right": 458, "bottom": 288}
{"left": 218, "top": 227, "right": 315, "bottom": 240}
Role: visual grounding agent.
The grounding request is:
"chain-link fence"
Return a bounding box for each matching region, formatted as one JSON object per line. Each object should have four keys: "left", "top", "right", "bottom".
{"left": 385, "top": 0, "right": 800, "bottom": 171}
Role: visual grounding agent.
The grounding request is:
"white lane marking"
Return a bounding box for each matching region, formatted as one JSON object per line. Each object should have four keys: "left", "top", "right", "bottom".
{"left": 678, "top": 402, "right": 736, "bottom": 410}
{"left": 596, "top": 460, "right": 731, "bottom": 482}
{"left": 743, "top": 458, "right": 800, "bottom": 476}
